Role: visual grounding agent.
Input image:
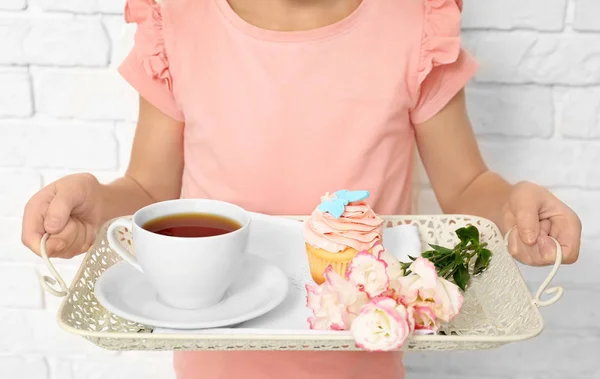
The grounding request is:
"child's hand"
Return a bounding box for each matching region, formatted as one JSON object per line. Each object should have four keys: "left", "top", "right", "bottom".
{"left": 21, "top": 173, "right": 103, "bottom": 259}
{"left": 503, "top": 181, "right": 581, "bottom": 266}
{"left": 415, "top": 90, "right": 581, "bottom": 268}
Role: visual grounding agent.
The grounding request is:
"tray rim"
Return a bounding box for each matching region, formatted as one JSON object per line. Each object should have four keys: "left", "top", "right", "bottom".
{"left": 41, "top": 213, "right": 563, "bottom": 348}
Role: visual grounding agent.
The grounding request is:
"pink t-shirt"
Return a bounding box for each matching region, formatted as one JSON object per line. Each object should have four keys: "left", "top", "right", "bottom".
{"left": 118, "top": 0, "right": 477, "bottom": 377}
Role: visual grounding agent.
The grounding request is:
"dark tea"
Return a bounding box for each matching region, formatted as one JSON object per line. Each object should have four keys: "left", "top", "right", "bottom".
{"left": 142, "top": 213, "right": 241, "bottom": 237}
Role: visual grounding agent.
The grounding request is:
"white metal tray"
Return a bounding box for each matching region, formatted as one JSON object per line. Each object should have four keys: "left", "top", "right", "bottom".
{"left": 39, "top": 214, "right": 563, "bottom": 352}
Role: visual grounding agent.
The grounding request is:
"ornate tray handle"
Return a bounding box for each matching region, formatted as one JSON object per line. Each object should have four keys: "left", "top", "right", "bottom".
{"left": 40, "top": 233, "right": 69, "bottom": 297}
{"left": 504, "top": 226, "right": 564, "bottom": 308}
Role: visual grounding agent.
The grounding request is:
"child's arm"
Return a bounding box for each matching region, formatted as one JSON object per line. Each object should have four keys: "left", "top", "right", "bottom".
{"left": 415, "top": 89, "right": 581, "bottom": 266}
{"left": 98, "top": 96, "right": 185, "bottom": 222}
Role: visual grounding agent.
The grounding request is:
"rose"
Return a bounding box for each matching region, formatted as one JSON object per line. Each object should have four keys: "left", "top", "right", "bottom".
{"left": 351, "top": 297, "right": 413, "bottom": 351}
{"left": 306, "top": 267, "right": 369, "bottom": 330}
{"left": 372, "top": 242, "right": 405, "bottom": 295}
{"left": 306, "top": 280, "right": 344, "bottom": 330}
{"left": 410, "top": 302, "right": 438, "bottom": 333}
{"left": 397, "top": 257, "right": 438, "bottom": 304}
{"left": 346, "top": 251, "right": 389, "bottom": 298}
{"left": 433, "top": 277, "right": 464, "bottom": 322}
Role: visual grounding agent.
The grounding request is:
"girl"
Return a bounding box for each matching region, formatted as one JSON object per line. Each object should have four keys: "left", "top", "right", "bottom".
{"left": 22, "top": 0, "right": 581, "bottom": 378}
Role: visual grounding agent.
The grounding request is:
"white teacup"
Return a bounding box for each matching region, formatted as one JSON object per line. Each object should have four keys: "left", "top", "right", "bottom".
{"left": 106, "top": 199, "right": 251, "bottom": 310}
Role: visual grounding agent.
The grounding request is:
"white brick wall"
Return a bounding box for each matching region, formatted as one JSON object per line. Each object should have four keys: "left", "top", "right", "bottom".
{"left": 0, "top": 1, "right": 598, "bottom": 378}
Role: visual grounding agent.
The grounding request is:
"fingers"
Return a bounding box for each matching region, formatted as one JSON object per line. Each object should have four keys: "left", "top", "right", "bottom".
{"left": 35, "top": 218, "right": 93, "bottom": 259}
{"left": 49, "top": 218, "right": 89, "bottom": 258}
{"left": 21, "top": 180, "right": 89, "bottom": 258}
{"left": 508, "top": 230, "right": 548, "bottom": 267}
{"left": 44, "top": 191, "right": 78, "bottom": 234}
{"left": 509, "top": 182, "right": 543, "bottom": 246}
{"left": 549, "top": 211, "right": 582, "bottom": 265}
{"left": 21, "top": 190, "right": 52, "bottom": 256}
{"left": 535, "top": 219, "right": 555, "bottom": 264}
{"left": 507, "top": 199, "right": 581, "bottom": 266}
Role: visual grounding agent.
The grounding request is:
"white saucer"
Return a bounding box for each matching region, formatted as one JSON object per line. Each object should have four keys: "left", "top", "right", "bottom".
{"left": 94, "top": 254, "right": 289, "bottom": 329}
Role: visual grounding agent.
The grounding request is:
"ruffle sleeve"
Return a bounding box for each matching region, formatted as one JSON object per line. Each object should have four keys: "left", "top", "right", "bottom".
{"left": 118, "top": 0, "right": 185, "bottom": 122}
{"left": 409, "top": 0, "right": 478, "bottom": 125}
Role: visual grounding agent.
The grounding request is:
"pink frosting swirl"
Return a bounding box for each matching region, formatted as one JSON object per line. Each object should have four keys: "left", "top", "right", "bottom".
{"left": 304, "top": 197, "right": 384, "bottom": 253}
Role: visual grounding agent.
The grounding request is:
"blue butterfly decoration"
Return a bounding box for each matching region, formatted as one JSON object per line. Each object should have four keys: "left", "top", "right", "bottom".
{"left": 317, "top": 190, "right": 370, "bottom": 218}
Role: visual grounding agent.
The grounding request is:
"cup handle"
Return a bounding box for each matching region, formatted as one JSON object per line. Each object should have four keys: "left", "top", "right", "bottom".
{"left": 106, "top": 218, "right": 143, "bottom": 273}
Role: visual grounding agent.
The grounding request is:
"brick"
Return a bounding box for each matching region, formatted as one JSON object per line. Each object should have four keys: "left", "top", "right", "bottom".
{"left": 406, "top": 373, "right": 505, "bottom": 379}
{"left": 538, "top": 287, "right": 599, "bottom": 331}
{"left": 551, "top": 189, "right": 600, "bottom": 238}
{"left": 0, "top": 68, "right": 32, "bottom": 118}
{"left": 0, "top": 217, "right": 42, "bottom": 263}
{"left": 119, "top": 351, "right": 177, "bottom": 361}
{"left": 103, "top": 16, "right": 133, "bottom": 68}
{"left": 39, "top": 0, "right": 124, "bottom": 14}
{"left": 41, "top": 260, "right": 84, "bottom": 311}
{"left": 574, "top": 0, "right": 600, "bottom": 31}
{"left": 0, "top": 264, "right": 43, "bottom": 308}
{"left": 0, "top": 16, "right": 29, "bottom": 65}
{"left": 0, "top": 309, "right": 35, "bottom": 353}
{"left": 47, "top": 358, "right": 72, "bottom": 379}
{"left": 410, "top": 371, "right": 596, "bottom": 379}
{"left": 0, "top": 309, "right": 115, "bottom": 356}
{"left": 467, "top": 84, "right": 553, "bottom": 137}
{"left": 415, "top": 188, "right": 441, "bottom": 215}
{"left": 462, "top": 0, "right": 567, "bottom": 31}
{"left": 478, "top": 139, "right": 600, "bottom": 188}
{"left": 0, "top": 119, "right": 118, "bottom": 170}
{"left": 0, "top": 123, "right": 27, "bottom": 166}
{"left": 24, "top": 121, "right": 118, "bottom": 169}
{"left": 65, "top": 355, "right": 176, "bottom": 379}
{"left": 555, "top": 87, "right": 600, "bottom": 139}
{"left": 413, "top": 154, "right": 430, "bottom": 187}
{"left": 520, "top": 376, "right": 597, "bottom": 379}
{"left": 33, "top": 68, "right": 138, "bottom": 121}
{"left": 405, "top": 331, "right": 600, "bottom": 376}
{"left": 0, "top": 356, "right": 48, "bottom": 379}
{"left": 464, "top": 32, "right": 600, "bottom": 85}
{"left": 116, "top": 122, "right": 136, "bottom": 170}
{"left": 0, "top": 0, "right": 27, "bottom": 10}
{"left": 0, "top": 15, "right": 109, "bottom": 67}
{"left": 0, "top": 170, "right": 41, "bottom": 218}
{"left": 30, "top": 310, "right": 115, "bottom": 357}
{"left": 42, "top": 170, "right": 124, "bottom": 187}
{"left": 517, "top": 235, "right": 600, "bottom": 286}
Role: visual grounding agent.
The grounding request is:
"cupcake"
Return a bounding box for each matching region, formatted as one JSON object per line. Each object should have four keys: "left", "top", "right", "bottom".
{"left": 303, "top": 190, "right": 384, "bottom": 284}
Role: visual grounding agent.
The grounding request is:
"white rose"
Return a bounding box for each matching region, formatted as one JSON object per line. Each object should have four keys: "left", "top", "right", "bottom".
{"left": 351, "top": 298, "right": 412, "bottom": 351}
{"left": 306, "top": 267, "right": 369, "bottom": 330}
{"left": 346, "top": 251, "right": 389, "bottom": 298}
{"left": 433, "top": 277, "right": 464, "bottom": 322}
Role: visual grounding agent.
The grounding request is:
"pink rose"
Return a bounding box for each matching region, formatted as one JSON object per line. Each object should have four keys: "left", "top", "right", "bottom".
{"left": 433, "top": 277, "right": 464, "bottom": 322}
{"left": 346, "top": 251, "right": 389, "bottom": 298}
{"left": 397, "top": 257, "right": 438, "bottom": 304}
{"left": 351, "top": 297, "right": 412, "bottom": 351}
{"left": 306, "top": 267, "right": 369, "bottom": 330}
{"left": 373, "top": 243, "right": 405, "bottom": 295}
{"left": 306, "top": 281, "right": 346, "bottom": 330}
{"left": 411, "top": 302, "right": 438, "bottom": 333}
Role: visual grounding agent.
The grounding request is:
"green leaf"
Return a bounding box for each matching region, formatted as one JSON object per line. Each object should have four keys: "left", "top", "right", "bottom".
{"left": 474, "top": 248, "right": 492, "bottom": 275}
{"left": 455, "top": 225, "right": 480, "bottom": 244}
{"left": 428, "top": 244, "right": 453, "bottom": 254}
{"left": 453, "top": 264, "right": 470, "bottom": 291}
{"left": 454, "top": 251, "right": 464, "bottom": 264}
